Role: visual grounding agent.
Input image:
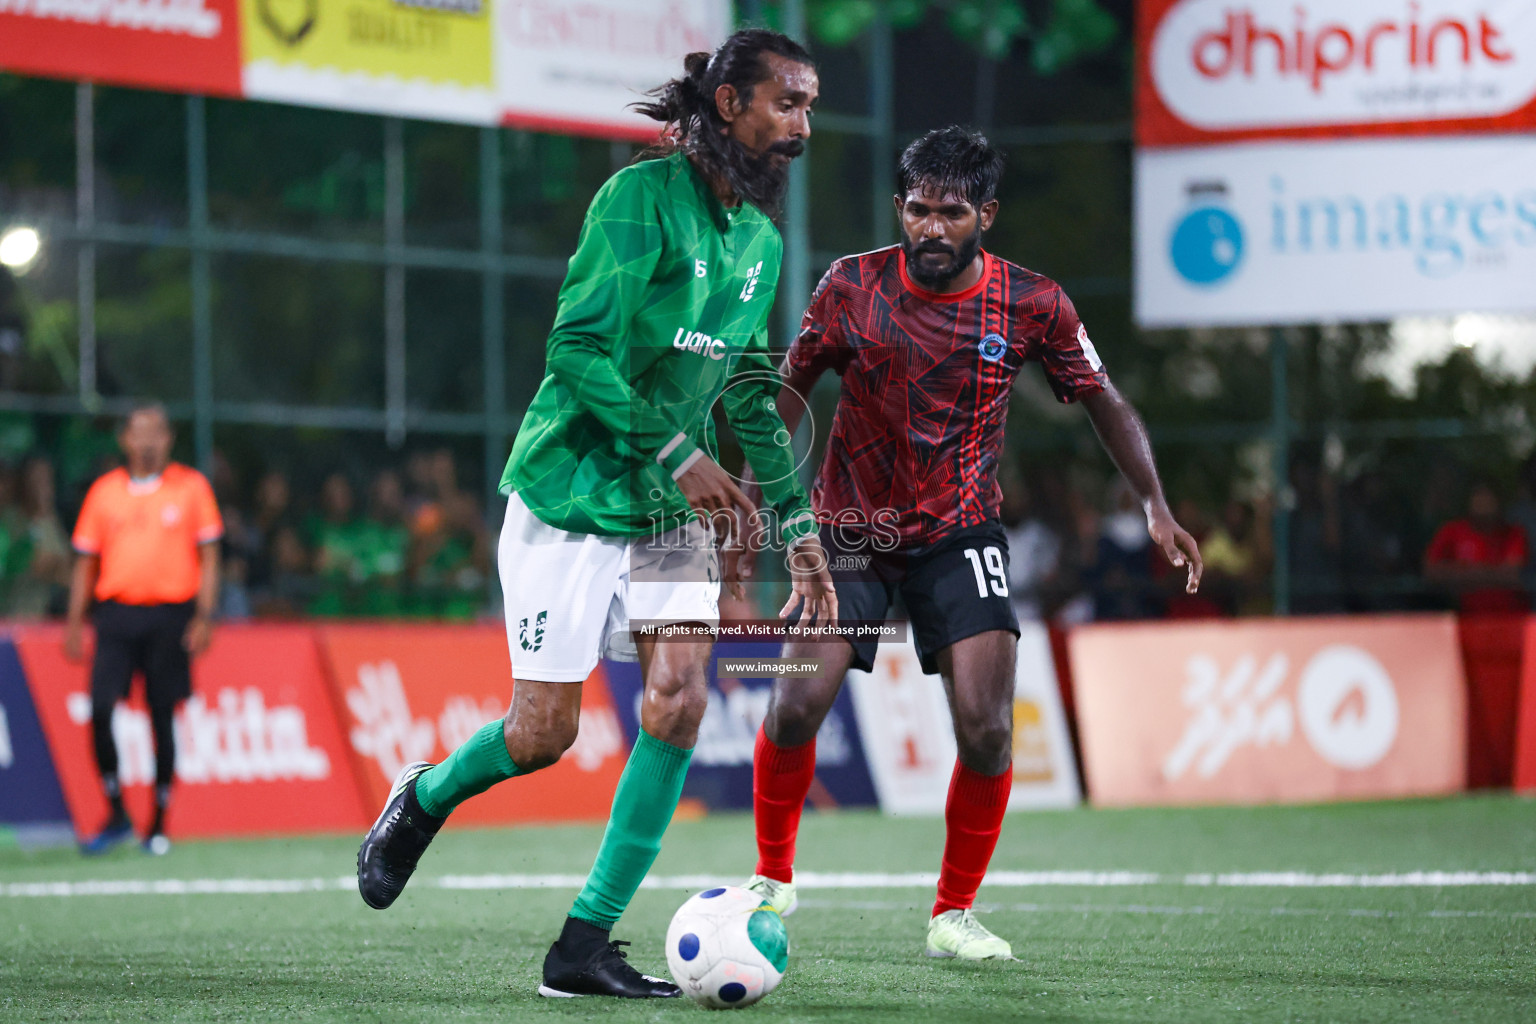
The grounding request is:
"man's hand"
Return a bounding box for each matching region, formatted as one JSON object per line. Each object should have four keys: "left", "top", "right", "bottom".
{"left": 63, "top": 620, "right": 86, "bottom": 663}
{"left": 675, "top": 455, "right": 756, "bottom": 536}
{"left": 779, "top": 536, "right": 838, "bottom": 629}
{"left": 183, "top": 615, "right": 213, "bottom": 655}
{"left": 1148, "top": 503, "right": 1203, "bottom": 594}
{"left": 734, "top": 477, "right": 767, "bottom": 583}
{"left": 720, "top": 506, "right": 750, "bottom": 602}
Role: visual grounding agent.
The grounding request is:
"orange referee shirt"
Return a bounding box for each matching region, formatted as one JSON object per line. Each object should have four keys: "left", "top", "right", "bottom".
{"left": 72, "top": 464, "right": 224, "bottom": 606}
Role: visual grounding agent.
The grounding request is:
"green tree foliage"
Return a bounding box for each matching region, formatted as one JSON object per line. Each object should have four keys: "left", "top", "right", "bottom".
{"left": 803, "top": 0, "right": 1118, "bottom": 70}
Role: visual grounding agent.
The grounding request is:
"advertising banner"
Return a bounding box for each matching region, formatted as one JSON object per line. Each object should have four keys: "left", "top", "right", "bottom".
{"left": 15, "top": 624, "right": 371, "bottom": 837}
{"left": 318, "top": 623, "right": 627, "bottom": 826}
{"left": 1137, "top": 0, "right": 1536, "bottom": 148}
{"left": 2, "top": 0, "right": 730, "bottom": 138}
{"left": 1511, "top": 616, "right": 1536, "bottom": 792}
{"left": 0, "top": 0, "right": 243, "bottom": 97}
{"left": 1069, "top": 615, "right": 1466, "bottom": 806}
{"left": 1134, "top": 135, "right": 1536, "bottom": 327}
{"left": 602, "top": 643, "right": 878, "bottom": 811}
{"left": 0, "top": 637, "right": 72, "bottom": 834}
{"left": 845, "top": 623, "right": 1081, "bottom": 816}
{"left": 1457, "top": 612, "right": 1526, "bottom": 788}
{"left": 240, "top": 0, "right": 497, "bottom": 124}
{"left": 494, "top": 0, "right": 730, "bottom": 138}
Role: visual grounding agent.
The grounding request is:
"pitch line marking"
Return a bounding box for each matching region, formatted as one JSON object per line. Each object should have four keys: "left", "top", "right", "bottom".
{"left": 5, "top": 870, "right": 1536, "bottom": 898}
{"left": 798, "top": 898, "right": 1536, "bottom": 921}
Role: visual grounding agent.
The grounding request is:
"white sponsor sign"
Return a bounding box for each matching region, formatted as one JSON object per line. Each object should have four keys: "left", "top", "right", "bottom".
{"left": 0, "top": 0, "right": 224, "bottom": 37}
{"left": 846, "top": 623, "right": 1081, "bottom": 815}
{"left": 1135, "top": 134, "right": 1536, "bottom": 327}
{"left": 345, "top": 659, "right": 622, "bottom": 781}
{"left": 1150, "top": 0, "right": 1536, "bottom": 132}
{"left": 496, "top": 0, "right": 730, "bottom": 137}
{"left": 64, "top": 689, "right": 331, "bottom": 786}
{"left": 0, "top": 700, "right": 11, "bottom": 769}
{"left": 1162, "top": 645, "right": 1401, "bottom": 782}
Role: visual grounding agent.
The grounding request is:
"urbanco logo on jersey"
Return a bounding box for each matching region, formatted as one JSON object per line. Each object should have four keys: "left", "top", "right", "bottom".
{"left": 1150, "top": 0, "right": 1536, "bottom": 131}
{"left": 672, "top": 326, "right": 728, "bottom": 360}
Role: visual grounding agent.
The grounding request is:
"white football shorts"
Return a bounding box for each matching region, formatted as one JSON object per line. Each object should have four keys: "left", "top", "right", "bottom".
{"left": 499, "top": 491, "right": 720, "bottom": 682}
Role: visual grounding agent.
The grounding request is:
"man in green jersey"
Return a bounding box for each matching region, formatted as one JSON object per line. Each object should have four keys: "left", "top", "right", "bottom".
{"left": 357, "top": 29, "right": 835, "bottom": 1000}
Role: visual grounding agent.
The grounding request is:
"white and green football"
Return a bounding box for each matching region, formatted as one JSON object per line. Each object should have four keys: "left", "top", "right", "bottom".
{"left": 665, "top": 885, "right": 789, "bottom": 1008}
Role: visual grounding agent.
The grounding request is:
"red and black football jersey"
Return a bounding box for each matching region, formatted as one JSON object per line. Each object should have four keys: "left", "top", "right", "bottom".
{"left": 788, "top": 246, "right": 1108, "bottom": 548}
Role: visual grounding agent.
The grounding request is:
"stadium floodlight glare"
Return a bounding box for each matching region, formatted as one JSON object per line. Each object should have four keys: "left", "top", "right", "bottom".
{"left": 0, "top": 226, "right": 41, "bottom": 271}
{"left": 1452, "top": 314, "right": 1482, "bottom": 350}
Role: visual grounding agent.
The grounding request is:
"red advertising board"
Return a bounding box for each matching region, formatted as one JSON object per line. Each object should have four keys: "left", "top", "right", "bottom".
{"left": 14, "top": 623, "right": 370, "bottom": 837}
{"left": 1511, "top": 617, "right": 1536, "bottom": 791}
{"left": 316, "top": 624, "right": 627, "bottom": 827}
{"left": 1137, "top": 0, "right": 1536, "bottom": 146}
{"left": 1070, "top": 615, "right": 1466, "bottom": 806}
{"left": 0, "top": 0, "right": 242, "bottom": 98}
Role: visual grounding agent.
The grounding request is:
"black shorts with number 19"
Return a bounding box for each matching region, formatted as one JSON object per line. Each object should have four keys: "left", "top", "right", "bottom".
{"left": 816, "top": 520, "right": 1019, "bottom": 675}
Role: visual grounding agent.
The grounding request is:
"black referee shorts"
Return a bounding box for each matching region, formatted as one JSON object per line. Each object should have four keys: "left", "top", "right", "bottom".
{"left": 90, "top": 600, "right": 198, "bottom": 711}
{"left": 798, "top": 520, "right": 1020, "bottom": 675}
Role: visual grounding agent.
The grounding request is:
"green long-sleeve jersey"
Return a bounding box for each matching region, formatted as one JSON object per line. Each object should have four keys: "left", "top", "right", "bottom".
{"left": 502, "top": 151, "right": 817, "bottom": 543}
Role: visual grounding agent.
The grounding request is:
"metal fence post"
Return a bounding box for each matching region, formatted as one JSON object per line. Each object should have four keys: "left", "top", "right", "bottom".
{"left": 75, "top": 83, "right": 96, "bottom": 408}
{"left": 778, "top": 0, "right": 809, "bottom": 352}
{"left": 187, "top": 95, "right": 214, "bottom": 473}
{"left": 480, "top": 127, "right": 505, "bottom": 526}
{"left": 1270, "top": 327, "right": 1291, "bottom": 614}
{"left": 384, "top": 118, "right": 407, "bottom": 449}
{"left": 869, "top": 7, "right": 895, "bottom": 249}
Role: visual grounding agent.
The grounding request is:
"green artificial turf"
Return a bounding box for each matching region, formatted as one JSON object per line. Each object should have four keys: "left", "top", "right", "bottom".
{"left": 3, "top": 795, "right": 1534, "bottom": 1022}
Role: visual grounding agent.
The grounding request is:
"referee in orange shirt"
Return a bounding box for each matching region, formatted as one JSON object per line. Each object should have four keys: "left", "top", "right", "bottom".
{"left": 65, "top": 403, "right": 223, "bottom": 855}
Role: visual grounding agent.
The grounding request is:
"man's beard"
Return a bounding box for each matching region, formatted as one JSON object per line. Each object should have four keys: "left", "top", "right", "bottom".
{"left": 697, "top": 132, "right": 804, "bottom": 219}
{"left": 902, "top": 226, "right": 983, "bottom": 290}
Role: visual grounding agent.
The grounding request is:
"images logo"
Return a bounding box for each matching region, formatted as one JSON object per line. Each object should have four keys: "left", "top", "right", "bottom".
{"left": 1170, "top": 182, "right": 1244, "bottom": 286}
{"left": 978, "top": 333, "right": 1008, "bottom": 362}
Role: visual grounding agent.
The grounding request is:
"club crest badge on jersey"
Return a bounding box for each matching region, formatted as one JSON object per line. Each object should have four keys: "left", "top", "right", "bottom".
{"left": 979, "top": 333, "right": 1008, "bottom": 362}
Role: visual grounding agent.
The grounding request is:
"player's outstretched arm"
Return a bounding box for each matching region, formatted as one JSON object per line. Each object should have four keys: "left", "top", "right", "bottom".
{"left": 1081, "top": 383, "right": 1204, "bottom": 594}
{"left": 780, "top": 535, "right": 837, "bottom": 629}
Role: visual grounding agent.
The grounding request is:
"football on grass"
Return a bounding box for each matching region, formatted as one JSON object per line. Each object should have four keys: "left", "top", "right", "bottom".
{"left": 666, "top": 886, "right": 789, "bottom": 1008}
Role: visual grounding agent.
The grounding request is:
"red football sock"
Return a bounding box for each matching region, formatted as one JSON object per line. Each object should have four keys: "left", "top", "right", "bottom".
{"left": 753, "top": 728, "right": 816, "bottom": 884}
{"left": 933, "top": 762, "right": 1013, "bottom": 917}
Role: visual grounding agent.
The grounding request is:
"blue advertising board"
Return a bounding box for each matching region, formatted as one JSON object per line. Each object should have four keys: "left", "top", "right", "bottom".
{"left": 603, "top": 642, "right": 877, "bottom": 811}
{"left": 0, "top": 636, "right": 73, "bottom": 835}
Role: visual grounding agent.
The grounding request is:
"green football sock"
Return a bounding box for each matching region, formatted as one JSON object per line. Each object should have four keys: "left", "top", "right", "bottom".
{"left": 414, "top": 720, "right": 521, "bottom": 818}
{"left": 569, "top": 729, "right": 692, "bottom": 929}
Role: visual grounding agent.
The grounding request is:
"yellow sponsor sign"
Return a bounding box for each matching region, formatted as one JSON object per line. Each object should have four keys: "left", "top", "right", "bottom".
{"left": 1012, "top": 698, "right": 1056, "bottom": 784}
{"left": 242, "top": 0, "right": 492, "bottom": 89}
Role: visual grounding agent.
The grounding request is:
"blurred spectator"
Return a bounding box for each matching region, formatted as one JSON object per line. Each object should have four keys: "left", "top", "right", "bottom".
{"left": 1288, "top": 460, "right": 1343, "bottom": 613}
{"left": 8, "top": 456, "right": 72, "bottom": 618}
{"left": 405, "top": 450, "right": 437, "bottom": 518}
{"left": 1201, "top": 498, "right": 1272, "bottom": 615}
{"left": 0, "top": 462, "right": 25, "bottom": 589}
{"left": 1159, "top": 498, "right": 1222, "bottom": 619}
{"left": 358, "top": 470, "right": 411, "bottom": 616}
{"left": 1508, "top": 454, "right": 1536, "bottom": 597}
{"left": 1085, "top": 480, "right": 1158, "bottom": 621}
{"left": 411, "top": 489, "right": 490, "bottom": 621}
{"left": 242, "top": 470, "right": 308, "bottom": 617}
{"left": 1341, "top": 471, "right": 1410, "bottom": 612}
{"left": 307, "top": 472, "right": 368, "bottom": 617}
{"left": 1424, "top": 482, "right": 1528, "bottom": 614}
{"left": 1002, "top": 480, "right": 1061, "bottom": 622}
{"left": 217, "top": 505, "right": 254, "bottom": 620}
